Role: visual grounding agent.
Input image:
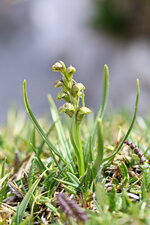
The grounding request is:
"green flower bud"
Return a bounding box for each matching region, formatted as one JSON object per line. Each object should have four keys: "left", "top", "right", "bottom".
{"left": 54, "top": 80, "right": 63, "bottom": 88}
{"left": 52, "top": 61, "right": 66, "bottom": 73}
{"left": 58, "top": 106, "right": 65, "bottom": 113}
{"left": 56, "top": 91, "right": 70, "bottom": 101}
{"left": 66, "top": 65, "right": 76, "bottom": 78}
{"left": 56, "top": 92, "right": 67, "bottom": 100}
{"left": 76, "top": 107, "right": 91, "bottom": 121}
{"left": 59, "top": 103, "right": 75, "bottom": 117}
{"left": 73, "top": 83, "right": 85, "bottom": 91}
{"left": 64, "top": 102, "right": 75, "bottom": 111}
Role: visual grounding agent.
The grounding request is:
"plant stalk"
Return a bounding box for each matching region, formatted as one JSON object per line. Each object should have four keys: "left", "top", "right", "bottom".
{"left": 76, "top": 122, "right": 85, "bottom": 176}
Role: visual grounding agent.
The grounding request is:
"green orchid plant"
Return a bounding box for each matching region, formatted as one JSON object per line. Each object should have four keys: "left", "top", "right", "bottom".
{"left": 52, "top": 61, "right": 91, "bottom": 176}
{"left": 52, "top": 61, "right": 91, "bottom": 121}
{"left": 23, "top": 60, "right": 140, "bottom": 192}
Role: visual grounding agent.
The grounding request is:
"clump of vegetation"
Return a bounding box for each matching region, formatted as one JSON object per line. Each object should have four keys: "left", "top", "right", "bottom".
{"left": 0, "top": 61, "right": 150, "bottom": 224}
{"left": 92, "top": 0, "right": 150, "bottom": 37}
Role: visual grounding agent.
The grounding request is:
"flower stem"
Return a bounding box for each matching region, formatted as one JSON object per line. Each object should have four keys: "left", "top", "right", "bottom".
{"left": 76, "top": 122, "right": 85, "bottom": 176}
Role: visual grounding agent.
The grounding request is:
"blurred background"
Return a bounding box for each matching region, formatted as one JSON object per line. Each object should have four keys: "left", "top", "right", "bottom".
{"left": 0, "top": 0, "right": 150, "bottom": 123}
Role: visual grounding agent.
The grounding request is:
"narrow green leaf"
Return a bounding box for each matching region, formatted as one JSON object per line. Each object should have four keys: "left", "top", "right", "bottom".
{"left": 141, "top": 177, "right": 147, "bottom": 200}
{"left": 70, "top": 126, "right": 81, "bottom": 164}
{"left": 108, "top": 187, "right": 116, "bottom": 212}
{"left": 95, "top": 184, "right": 108, "bottom": 212}
{"left": 91, "top": 119, "right": 104, "bottom": 179}
{"left": 23, "top": 80, "right": 67, "bottom": 172}
{"left": 45, "top": 202, "right": 58, "bottom": 214}
{"left": 103, "top": 79, "right": 140, "bottom": 163}
{"left": 63, "top": 185, "right": 77, "bottom": 194}
{"left": 69, "top": 118, "right": 83, "bottom": 176}
{"left": 84, "top": 65, "right": 109, "bottom": 167}
{"left": 75, "top": 122, "right": 85, "bottom": 176}
{"left": 91, "top": 64, "right": 109, "bottom": 138}
{"left": 97, "top": 118, "right": 104, "bottom": 163}
{"left": 19, "top": 215, "right": 33, "bottom": 225}
{"left": 29, "top": 143, "right": 47, "bottom": 173}
{"left": 14, "top": 176, "right": 41, "bottom": 224}
{"left": 48, "top": 95, "right": 71, "bottom": 160}
{"left": 121, "top": 162, "right": 128, "bottom": 181}
{"left": 54, "top": 178, "right": 79, "bottom": 188}
{"left": 122, "top": 191, "right": 131, "bottom": 211}
{"left": 1, "top": 158, "right": 6, "bottom": 178}
{"left": 66, "top": 172, "right": 80, "bottom": 185}
{"left": 0, "top": 173, "right": 10, "bottom": 187}
{"left": 98, "top": 64, "right": 110, "bottom": 119}
{"left": 28, "top": 158, "right": 36, "bottom": 189}
{"left": 31, "top": 127, "right": 36, "bottom": 149}
{"left": 38, "top": 122, "right": 55, "bottom": 156}
{"left": 70, "top": 117, "right": 85, "bottom": 176}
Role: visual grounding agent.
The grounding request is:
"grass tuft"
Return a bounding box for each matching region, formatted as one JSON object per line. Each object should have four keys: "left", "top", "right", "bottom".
{"left": 0, "top": 65, "right": 149, "bottom": 225}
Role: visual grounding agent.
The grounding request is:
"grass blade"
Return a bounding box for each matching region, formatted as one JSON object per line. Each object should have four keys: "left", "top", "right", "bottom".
{"left": 91, "top": 118, "right": 104, "bottom": 179}
{"left": 103, "top": 79, "right": 140, "bottom": 163}
{"left": 84, "top": 65, "right": 109, "bottom": 167}
{"left": 1, "top": 158, "right": 6, "bottom": 178}
{"left": 48, "top": 95, "right": 73, "bottom": 163}
{"left": 97, "top": 64, "right": 110, "bottom": 119}
{"left": 23, "top": 80, "right": 68, "bottom": 172}
{"left": 19, "top": 215, "right": 33, "bottom": 225}
{"left": 70, "top": 117, "right": 85, "bottom": 176}
{"left": 13, "top": 176, "right": 42, "bottom": 224}
{"left": 54, "top": 178, "right": 79, "bottom": 188}
{"left": 97, "top": 118, "right": 104, "bottom": 163}
{"left": 66, "top": 172, "right": 80, "bottom": 185}
{"left": 92, "top": 64, "right": 109, "bottom": 137}
{"left": 38, "top": 122, "right": 55, "bottom": 156}
{"left": 69, "top": 123, "right": 81, "bottom": 175}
